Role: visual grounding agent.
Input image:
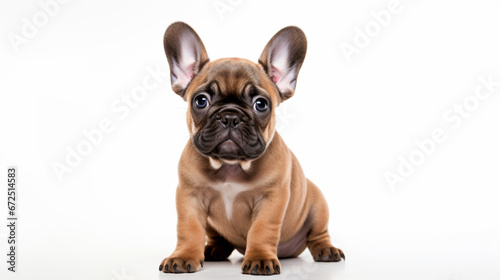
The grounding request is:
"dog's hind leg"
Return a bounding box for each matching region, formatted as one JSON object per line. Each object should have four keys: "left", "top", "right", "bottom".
{"left": 204, "top": 224, "right": 235, "bottom": 261}
{"left": 305, "top": 179, "right": 345, "bottom": 262}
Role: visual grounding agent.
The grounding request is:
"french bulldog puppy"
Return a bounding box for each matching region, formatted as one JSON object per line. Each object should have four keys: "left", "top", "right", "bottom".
{"left": 159, "top": 22, "right": 344, "bottom": 275}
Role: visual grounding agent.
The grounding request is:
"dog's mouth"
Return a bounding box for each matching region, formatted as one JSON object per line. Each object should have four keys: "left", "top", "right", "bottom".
{"left": 193, "top": 130, "right": 265, "bottom": 161}
{"left": 216, "top": 138, "right": 239, "bottom": 153}
{"left": 207, "top": 136, "right": 260, "bottom": 161}
{"left": 211, "top": 138, "right": 244, "bottom": 160}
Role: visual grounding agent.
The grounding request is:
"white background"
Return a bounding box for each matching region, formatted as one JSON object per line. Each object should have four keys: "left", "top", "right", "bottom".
{"left": 1, "top": 0, "right": 499, "bottom": 279}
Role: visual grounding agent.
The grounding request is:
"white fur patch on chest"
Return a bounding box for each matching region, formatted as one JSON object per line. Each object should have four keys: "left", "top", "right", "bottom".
{"left": 210, "top": 182, "right": 248, "bottom": 220}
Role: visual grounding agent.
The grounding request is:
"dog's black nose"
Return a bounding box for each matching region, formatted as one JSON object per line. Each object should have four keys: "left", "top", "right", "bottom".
{"left": 220, "top": 113, "right": 241, "bottom": 128}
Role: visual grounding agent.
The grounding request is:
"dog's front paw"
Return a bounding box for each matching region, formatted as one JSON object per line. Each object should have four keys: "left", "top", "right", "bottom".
{"left": 241, "top": 257, "right": 281, "bottom": 275}
{"left": 159, "top": 254, "right": 204, "bottom": 273}
{"left": 311, "top": 244, "right": 345, "bottom": 262}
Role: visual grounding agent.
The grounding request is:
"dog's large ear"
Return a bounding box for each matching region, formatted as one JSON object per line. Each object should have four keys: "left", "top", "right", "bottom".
{"left": 259, "top": 26, "right": 307, "bottom": 101}
{"left": 163, "top": 22, "right": 209, "bottom": 99}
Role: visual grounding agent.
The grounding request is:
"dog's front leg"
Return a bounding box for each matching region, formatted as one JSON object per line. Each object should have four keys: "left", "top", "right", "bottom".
{"left": 160, "top": 185, "right": 206, "bottom": 273}
{"left": 241, "top": 186, "right": 289, "bottom": 275}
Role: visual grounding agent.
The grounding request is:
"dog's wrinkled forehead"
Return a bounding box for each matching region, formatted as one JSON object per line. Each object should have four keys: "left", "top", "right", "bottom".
{"left": 187, "top": 58, "right": 277, "bottom": 101}
{"left": 207, "top": 59, "right": 260, "bottom": 94}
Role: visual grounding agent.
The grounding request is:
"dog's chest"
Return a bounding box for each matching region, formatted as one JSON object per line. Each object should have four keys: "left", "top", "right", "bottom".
{"left": 209, "top": 182, "right": 249, "bottom": 220}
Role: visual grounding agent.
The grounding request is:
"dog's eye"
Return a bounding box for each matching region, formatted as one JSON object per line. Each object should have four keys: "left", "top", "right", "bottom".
{"left": 194, "top": 95, "right": 209, "bottom": 108}
{"left": 253, "top": 98, "right": 268, "bottom": 112}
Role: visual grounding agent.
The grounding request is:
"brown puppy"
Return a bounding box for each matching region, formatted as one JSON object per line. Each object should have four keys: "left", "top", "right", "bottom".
{"left": 159, "top": 22, "right": 344, "bottom": 275}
